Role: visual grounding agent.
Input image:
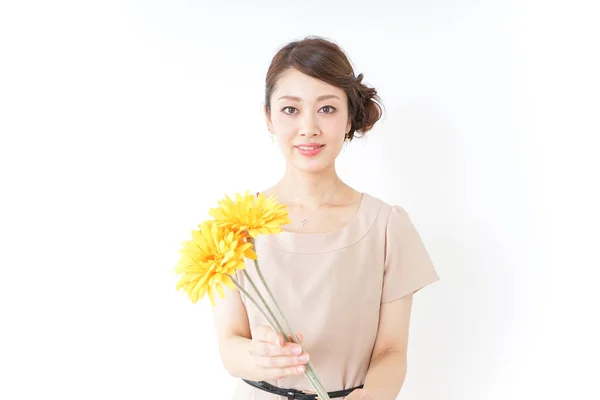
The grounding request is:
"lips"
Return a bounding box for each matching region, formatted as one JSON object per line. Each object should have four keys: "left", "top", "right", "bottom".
{"left": 295, "top": 144, "right": 325, "bottom": 150}
{"left": 295, "top": 143, "right": 325, "bottom": 157}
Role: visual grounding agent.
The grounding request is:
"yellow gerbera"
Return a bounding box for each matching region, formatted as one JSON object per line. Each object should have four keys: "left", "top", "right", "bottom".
{"left": 174, "top": 220, "right": 257, "bottom": 306}
{"left": 208, "top": 191, "right": 291, "bottom": 238}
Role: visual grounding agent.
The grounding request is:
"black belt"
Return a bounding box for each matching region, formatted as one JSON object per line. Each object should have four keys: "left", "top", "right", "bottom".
{"left": 242, "top": 379, "right": 364, "bottom": 399}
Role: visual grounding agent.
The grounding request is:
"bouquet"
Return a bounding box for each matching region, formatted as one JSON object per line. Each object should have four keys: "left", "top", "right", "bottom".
{"left": 174, "top": 191, "right": 330, "bottom": 399}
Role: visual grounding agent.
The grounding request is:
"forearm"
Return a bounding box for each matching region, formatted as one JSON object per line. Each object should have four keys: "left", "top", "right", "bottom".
{"left": 218, "top": 334, "right": 261, "bottom": 381}
{"left": 363, "top": 350, "right": 407, "bottom": 400}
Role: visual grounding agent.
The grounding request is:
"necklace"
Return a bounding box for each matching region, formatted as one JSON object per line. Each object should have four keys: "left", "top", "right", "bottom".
{"left": 298, "top": 180, "right": 342, "bottom": 227}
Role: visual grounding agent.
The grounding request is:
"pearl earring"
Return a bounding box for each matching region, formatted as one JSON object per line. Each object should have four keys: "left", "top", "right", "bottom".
{"left": 271, "top": 134, "right": 275, "bottom": 143}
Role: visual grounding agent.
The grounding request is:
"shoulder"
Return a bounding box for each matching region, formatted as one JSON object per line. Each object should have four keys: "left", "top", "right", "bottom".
{"left": 361, "top": 192, "right": 410, "bottom": 223}
{"left": 360, "top": 193, "right": 420, "bottom": 246}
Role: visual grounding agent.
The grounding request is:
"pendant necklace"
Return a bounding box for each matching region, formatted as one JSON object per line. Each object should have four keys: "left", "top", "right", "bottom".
{"left": 298, "top": 180, "right": 342, "bottom": 227}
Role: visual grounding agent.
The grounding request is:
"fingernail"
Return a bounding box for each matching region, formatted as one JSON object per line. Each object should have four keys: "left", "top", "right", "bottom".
{"left": 297, "top": 366, "right": 305, "bottom": 373}
{"left": 300, "top": 354, "right": 309, "bottom": 362}
{"left": 291, "top": 346, "right": 301, "bottom": 355}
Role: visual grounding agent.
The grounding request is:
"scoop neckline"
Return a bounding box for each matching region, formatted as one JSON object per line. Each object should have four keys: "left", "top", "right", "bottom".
{"left": 277, "top": 192, "right": 366, "bottom": 237}
{"left": 257, "top": 192, "right": 382, "bottom": 254}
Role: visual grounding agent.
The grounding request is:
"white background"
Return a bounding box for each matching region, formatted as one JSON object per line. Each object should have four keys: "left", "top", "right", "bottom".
{"left": 1, "top": 1, "right": 599, "bottom": 399}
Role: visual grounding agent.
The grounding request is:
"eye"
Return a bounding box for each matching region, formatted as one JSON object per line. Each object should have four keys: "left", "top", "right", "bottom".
{"left": 320, "top": 105, "right": 336, "bottom": 114}
{"left": 281, "top": 106, "right": 297, "bottom": 115}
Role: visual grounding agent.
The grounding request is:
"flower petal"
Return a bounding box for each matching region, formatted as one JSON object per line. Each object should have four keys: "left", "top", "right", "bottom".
{"left": 222, "top": 274, "right": 236, "bottom": 291}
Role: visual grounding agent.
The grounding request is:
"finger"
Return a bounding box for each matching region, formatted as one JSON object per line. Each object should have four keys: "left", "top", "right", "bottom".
{"left": 269, "top": 331, "right": 284, "bottom": 347}
{"left": 286, "top": 332, "right": 303, "bottom": 343}
{"left": 255, "top": 352, "right": 309, "bottom": 368}
{"left": 250, "top": 341, "right": 282, "bottom": 357}
{"left": 280, "top": 341, "right": 303, "bottom": 355}
{"left": 263, "top": 364, "right": 307, "bottom": 380}
{"left": 251, "top": 341, "right": 304, "bottom": 357}
{"left": 252, "top": 325, "right": 270, "bottom": 342}
{"left": 254, "top": 326, "right": 284, "bottom": 347}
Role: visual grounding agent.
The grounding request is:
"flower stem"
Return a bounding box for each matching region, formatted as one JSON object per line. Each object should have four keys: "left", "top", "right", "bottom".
{"left": 242, "top": 269, "right": 286, "bottom": 336}
{"left": 251, "top": 257, "right": 330, "bottom": 400}
{"left": 229, "top": 275, "right": 277, "bottom": 331}
{"left": 232, "top": 271, "right": 329, "bottom": 399}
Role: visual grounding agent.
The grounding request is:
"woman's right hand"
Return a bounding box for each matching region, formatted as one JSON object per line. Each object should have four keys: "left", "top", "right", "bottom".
{"left": 248, "top": 325, "right": 310, "bottom": 380}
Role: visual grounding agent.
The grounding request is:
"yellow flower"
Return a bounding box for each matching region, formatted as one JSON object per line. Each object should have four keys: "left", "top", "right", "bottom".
{"left": 175, "top": 220, "right": 257, "bottom": 306}
{"left": 208, "top": 191, "right": 291, "bottom": 238}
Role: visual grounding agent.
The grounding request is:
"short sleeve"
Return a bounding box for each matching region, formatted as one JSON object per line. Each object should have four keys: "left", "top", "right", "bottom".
{"left": 382, "top": 205, "right": 440, "bottom": 303}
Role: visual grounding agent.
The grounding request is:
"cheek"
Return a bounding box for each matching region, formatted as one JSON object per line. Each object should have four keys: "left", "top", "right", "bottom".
{"left": 323, "top": 115, "right": 348, "bottom": 136}
{"left": 272, "top": 116, "right": 296, "bottom": 135}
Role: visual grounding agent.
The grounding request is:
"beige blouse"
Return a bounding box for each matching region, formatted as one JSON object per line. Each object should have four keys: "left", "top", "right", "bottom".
{"left": 230, "top": 193, "right": 439, "bottom": 399}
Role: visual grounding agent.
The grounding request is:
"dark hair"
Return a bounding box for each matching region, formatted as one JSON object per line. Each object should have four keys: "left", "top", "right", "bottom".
{"left": 264, "top": 36, "right": 383, "bottom": 141}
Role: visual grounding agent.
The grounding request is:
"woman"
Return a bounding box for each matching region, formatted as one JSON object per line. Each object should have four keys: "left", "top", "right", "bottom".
{"left": 213, "top": 36, "right": 439, "bottom": 400}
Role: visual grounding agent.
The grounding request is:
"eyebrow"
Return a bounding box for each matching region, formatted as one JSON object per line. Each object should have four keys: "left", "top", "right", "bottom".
{"left": 277, "top": 94, "right": 341, "bottom": 102}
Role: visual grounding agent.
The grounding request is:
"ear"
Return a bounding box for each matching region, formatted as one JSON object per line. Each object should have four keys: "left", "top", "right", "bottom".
{"left": 263, "top": 104, "right": 273, "bottom": 133}
{"left": 346, "top": 118, "right": 352, "bottom": 134}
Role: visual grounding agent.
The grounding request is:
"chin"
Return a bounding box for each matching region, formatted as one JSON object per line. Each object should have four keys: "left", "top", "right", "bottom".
{"left": 290, "top": 159, "right": 334, "bottom": 173}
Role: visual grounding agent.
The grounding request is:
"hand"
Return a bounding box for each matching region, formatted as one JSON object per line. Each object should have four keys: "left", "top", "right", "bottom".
{"left": 345, "top": 388, "right": 373, "bottom": 399}
{"left": 248, "top": 325, "right": 309, "bottom": 380}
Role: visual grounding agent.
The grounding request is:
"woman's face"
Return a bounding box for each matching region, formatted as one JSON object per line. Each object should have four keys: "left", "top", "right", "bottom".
{"left": 265, "top": 68, "right": 351, "bottom": 174}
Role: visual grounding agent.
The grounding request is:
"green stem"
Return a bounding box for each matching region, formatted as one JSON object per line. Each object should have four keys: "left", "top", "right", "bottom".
{"left": 233, "top": 270, "right": 329, "bottom": 399}
{"left": 229, "top": 275, "right": 277, "bottom": 331}
{"left": 242, "top": 269, "right": 286, "bottom": 336}
{"left": 241, "top": 269, "right": 327, "bottom": 396}
{"left": 251, "top": 257, "right": 330, "bottom": 400}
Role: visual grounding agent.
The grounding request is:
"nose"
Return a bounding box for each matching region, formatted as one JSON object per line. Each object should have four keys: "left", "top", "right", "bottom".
{"left": 299, "top": 112, "right": 319, "bottom": 136}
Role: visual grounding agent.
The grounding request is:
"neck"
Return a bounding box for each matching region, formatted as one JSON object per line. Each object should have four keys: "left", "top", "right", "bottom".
{"left": 276, "top": 165, "right": 342, "bottom": 209}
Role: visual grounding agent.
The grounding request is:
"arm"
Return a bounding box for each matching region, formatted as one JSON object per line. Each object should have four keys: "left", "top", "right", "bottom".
{"left": 349, "top": 205, "right": 439, "bottom": 399}
{"left": 212, "top": 289, "right": 308, "bottom": 381}
{"left": 348, "top": 293, "right": 414, "bottom": 400}
{"left": 212, "top": 289, "right": 259, "bottom": 379}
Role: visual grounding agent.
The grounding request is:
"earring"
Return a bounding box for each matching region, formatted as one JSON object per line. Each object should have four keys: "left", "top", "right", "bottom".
{"left": 271, "top": 134, "right": 275, "bottom": 143}
{"left": 344, "top": 133, "right": 350, "bottom": 142}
